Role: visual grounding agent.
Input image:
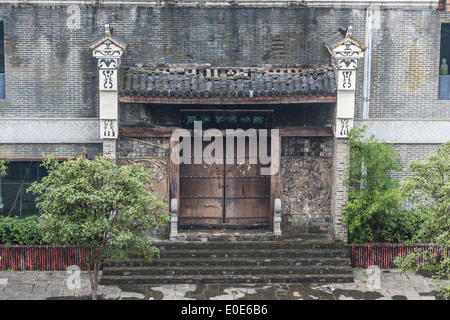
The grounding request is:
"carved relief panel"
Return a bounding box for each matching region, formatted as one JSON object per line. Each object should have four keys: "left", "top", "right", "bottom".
{"left": 281, "top": 157, "right": 332, "bottom": 223}
{"left": 117, "top": 158, "right": 169, "bottom": 204}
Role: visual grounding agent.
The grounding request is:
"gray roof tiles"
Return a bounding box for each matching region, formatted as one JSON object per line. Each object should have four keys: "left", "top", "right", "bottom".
{"left": 118, "top": 66, "right": 337, "bottom": 99}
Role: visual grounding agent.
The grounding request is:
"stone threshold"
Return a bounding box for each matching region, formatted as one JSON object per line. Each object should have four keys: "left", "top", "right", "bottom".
{"left": 151, "top": 229, "right": 335, "bottom": 243}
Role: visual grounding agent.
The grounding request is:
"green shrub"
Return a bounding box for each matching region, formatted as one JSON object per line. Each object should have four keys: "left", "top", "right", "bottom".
{"left": 395, "top": 141, "right": 450, "bottom": 299}
{"left": 344, "top": 127, "right": 405, "bottom": 243}
{"left": 375, "top": 209, "right": 424, "bottom": 244}
{"left": 0, "top": 215, "right": 45, "bottom": 245}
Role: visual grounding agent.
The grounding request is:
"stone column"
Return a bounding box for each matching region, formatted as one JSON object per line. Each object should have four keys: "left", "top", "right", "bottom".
{"left": 330, "top": 139, "right": 350, "bottom": 241}
{"left": 325, "top": 27, "right": 365, "bottom": 241}
{"left": 90, "top": 25, "right": 127, "bottom": 161}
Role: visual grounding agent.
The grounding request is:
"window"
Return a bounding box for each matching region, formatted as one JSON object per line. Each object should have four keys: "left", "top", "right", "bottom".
{"left": 0, "top": 21, "right": 4, "bottom": 99}
{"left": 439, "top": 23, "right": 450, "bottom": 99}
{"left": 0, "top": 161, "right": 48, "bottom": 218}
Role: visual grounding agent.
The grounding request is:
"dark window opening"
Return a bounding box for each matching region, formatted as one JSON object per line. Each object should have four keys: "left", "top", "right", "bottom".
{"left": 439, "top": 23, "right": 450, "bottom": 99}
{"left": 0, "top": 161, "right": 48, "bottom": 219}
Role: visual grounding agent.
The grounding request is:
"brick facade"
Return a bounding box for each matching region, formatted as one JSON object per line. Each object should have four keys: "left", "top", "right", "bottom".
{"left": 0, "top": 143, "right": 102, "bottom": 159}
{"left": 0, "top": 2, "right": 448, "bottom": 240}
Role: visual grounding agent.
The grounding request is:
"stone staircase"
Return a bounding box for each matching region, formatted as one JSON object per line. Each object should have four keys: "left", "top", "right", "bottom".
{"left": 100, "top": 232, "right": 354, "bottom": 285}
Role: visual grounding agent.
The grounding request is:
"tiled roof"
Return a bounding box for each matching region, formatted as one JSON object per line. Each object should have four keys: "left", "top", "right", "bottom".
{"left": 118, "top": 65, "right": 337, "bottom": 100}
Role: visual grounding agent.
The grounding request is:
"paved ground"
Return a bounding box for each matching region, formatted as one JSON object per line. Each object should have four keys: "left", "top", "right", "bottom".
{"left": 0, "top": 268, "right": 446, "bottom": 300}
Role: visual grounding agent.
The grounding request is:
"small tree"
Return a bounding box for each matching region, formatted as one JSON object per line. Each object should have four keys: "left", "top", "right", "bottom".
{"left": 344, "top": 127, "right": 403, "bottom": 243}
{"left": 395, "top": 141, "right": 450, "bottom": 298}
{"left": 28, "top": 154, "right": 169, "bottom": 300}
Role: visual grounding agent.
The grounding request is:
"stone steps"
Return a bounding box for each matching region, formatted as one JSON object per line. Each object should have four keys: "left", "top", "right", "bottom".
{"left": 100, "top": 273, "right": 354, "bottom": 285}
{"left": 103, "top": 265, "right": 353, "bottom": 276}
{"left": 101, "top": 235, "right": 354, "bottom": 285}
{"left": 105, "top": 256, "right": 352, "bottom": 267}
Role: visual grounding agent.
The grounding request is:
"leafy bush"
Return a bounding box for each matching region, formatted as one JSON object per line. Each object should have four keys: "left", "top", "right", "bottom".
{"left": 344, "top": 127, "right": 405, "bottom": 243}
{"left": 375, "top": 209, "right": 424, "bottom": 244}
{"left": 395, "top": 141, "right": 450, "bottom": 299}
{"left": 0, "top": 215, "right": 45, "bottom": 245}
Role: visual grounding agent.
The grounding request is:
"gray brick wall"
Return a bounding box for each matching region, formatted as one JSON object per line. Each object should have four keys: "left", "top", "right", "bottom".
{"left": 281, "top": 137, "right": 333, "bottom": 157}
{"left": 0, "top": 5, "right": 446, "bottom": 128}
{"left": 117, "top": 137, "right": 169, "bottom": 158}
{"left": 389, "top": 143, "right": 443, "bottom": 180}
{"left": 355, "top": 10, "right": 450, "bottom": 119}
{"left": 0, "top": 143, "right": 102, "bottom": 159}
{"left": 0, "top": 5, "right": 365, "bottom": 118}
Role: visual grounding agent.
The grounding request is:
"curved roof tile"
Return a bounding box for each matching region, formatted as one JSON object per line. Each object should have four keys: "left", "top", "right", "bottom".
{"left": 118, "top": 66, "right": 337, "bottom": 100}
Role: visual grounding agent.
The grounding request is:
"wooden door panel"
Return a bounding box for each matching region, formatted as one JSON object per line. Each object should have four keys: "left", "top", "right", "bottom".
{"left": 224, "top": 177, "right": 270, "bottom": 197}
{"left": 225, "top": 198, "right": 270, "bottom": 226}
{"left": 178, "top": 198, "right": 223, "bottom": 226}
{"left": 178, "top": 134, "right": 271, "bottom": 229}
{"left": 224, "top": 137, "right": 271, "bottom": 228}
{"left": 179, "top": 140, "right": 224, "bottom": 227}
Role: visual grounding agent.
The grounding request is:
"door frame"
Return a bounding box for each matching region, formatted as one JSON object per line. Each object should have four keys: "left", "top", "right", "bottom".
{"left": 170, "top": 131, "right": 281, "bottom": 233}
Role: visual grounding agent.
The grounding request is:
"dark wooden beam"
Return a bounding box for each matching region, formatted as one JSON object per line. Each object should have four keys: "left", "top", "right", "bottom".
{"left": 278, "top": 126, "right": 333, "bottom": 137}
{"left": 119, "top": 125, "right": 334, "bottom": 138}
{"left": 120, "top": 126, "right": 179, "bottom": 138}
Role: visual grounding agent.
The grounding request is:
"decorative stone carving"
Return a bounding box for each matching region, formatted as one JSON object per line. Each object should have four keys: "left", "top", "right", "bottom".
{"left": 100, "top": 69, "right": 117, "bottom": 91}
{"left": 91, "top": 24, "right": 127, "bottom": 157}
{"left": 98, "top": 58, "right": 119, "bottom": 69}
{"left": 90, "top": 25, "right": 127, "bottom": 59}
{"left": 338, "top": 118, "right": 352, "bottom": 137}
{"left": 101, "top": 119, "right": 117, "bottom": 138}
{"left": 0, "top": 119, "right": 100, "bottom": 143}
{"left": 324, "top": 26, "right": 365, "bottom": 138}
{"left": 338, "top": 59, "right": 357, "bottom": 70}
{"left": 339, "top": 70, "right": 355, "bottom": 90}
{"left": 281, "top": 158, "right": 332, "bottom": 224}
{"left": 354, "top": 120, "right": 450, "bottom": 143}
{"left": 116, "top": 158, "right": 169, "bottom": 204}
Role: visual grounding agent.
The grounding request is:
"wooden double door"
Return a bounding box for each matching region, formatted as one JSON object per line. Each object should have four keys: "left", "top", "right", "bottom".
{"left": 179, "top": 138, "right": 271, "bottom": 229}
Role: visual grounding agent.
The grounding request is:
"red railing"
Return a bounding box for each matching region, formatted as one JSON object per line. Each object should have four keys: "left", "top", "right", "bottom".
{"left": 0, "top": 243, "right": 446, "bottom": 271}
{"left": 0, "top": 245, "right": 89, "bottom": 271}
{"left": 348, "top": 243, "right": 444, "bottom": 268}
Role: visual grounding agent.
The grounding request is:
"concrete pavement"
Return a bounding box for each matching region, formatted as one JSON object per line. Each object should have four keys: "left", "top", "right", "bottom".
{"left": 0, "top": 268, "right": 445, "bottom": 300}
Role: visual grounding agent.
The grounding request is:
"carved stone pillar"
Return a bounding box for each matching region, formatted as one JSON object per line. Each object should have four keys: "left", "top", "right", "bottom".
{"left": 325, "top": 26, "right": 365, "bottom": 138}
{"left": 325, "top": 27, "right": 366, "bottom": 241}
{"left": 90, "top": 25, "right": 127, "bottom": 160}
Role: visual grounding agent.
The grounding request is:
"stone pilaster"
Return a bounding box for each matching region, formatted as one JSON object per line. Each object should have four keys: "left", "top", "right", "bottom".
{"left": 330, "top": 138, "right": 350, "bottom": 242}
{"left": 325, "top": 27, "right": 365, "bottom": 241}
{"left": 90, "top": 25, "right": 127, "bottom": 160}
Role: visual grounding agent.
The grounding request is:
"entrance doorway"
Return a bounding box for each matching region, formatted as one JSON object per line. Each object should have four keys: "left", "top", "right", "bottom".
{"left": 178, "top": 137, "right": 271, "bottom": 229}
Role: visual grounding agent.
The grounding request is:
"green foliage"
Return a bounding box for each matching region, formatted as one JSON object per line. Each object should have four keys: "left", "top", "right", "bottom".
{"left": 375, "top": 209, "right": 424, "bottom": 244}
{"left": 344, "top": 126, "right": 404, "bottom": 243}
{"left": 0, "top": 149, "right": 13, "bottom": 178}
{"left": 395, "top": 141, "right": 450, "bottom": 299}
{"left": 395, "top": 247, "right": 450, "bottom": 300}
{"left": 0, "top": 216, "right": 45, "bottom": 245}
{"left": 27, "top": 154, "right": 170, "bottom": 299}
{"left": 0, "top": 159, "right": 7, "bottom": 178}
{"left": 400, "top": 141, "right": 450, "bottom": 247}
